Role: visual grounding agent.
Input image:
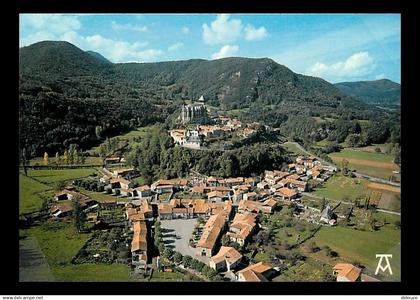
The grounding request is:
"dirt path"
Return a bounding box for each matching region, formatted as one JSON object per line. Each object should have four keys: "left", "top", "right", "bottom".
{"left": 19, "top": 236, "right": 55, "bottom": 281}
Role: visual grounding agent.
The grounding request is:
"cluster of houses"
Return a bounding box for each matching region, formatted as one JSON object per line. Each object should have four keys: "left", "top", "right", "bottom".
{"left": 169, "top": 113, "right": 260, "bottom": 149}
{"left": 47, "top": 152, "right": 339, "bottom": 281}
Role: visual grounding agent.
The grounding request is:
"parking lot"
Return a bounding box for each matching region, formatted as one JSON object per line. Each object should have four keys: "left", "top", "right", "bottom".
{"left": 160, "top": 218, "right": 209, "bottom": 264}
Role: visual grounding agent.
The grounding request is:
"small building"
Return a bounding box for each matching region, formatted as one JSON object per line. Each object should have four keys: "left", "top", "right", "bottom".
{"left": 243, "top": 192, "right": 258, "bottom": 201}
{"left": 131, "top": 221, "right": 148, "bottom": 267}
{"left": 236, "top": 262, "right": 275, "bottom": 282}
{"left": 208, "top": 191, "right": 225, "bottom": 203}
{"left": 333, "top": 263, "right": 362, "bottom": 282}
{"left": 133, "top": 185, "right": 151, "bottom": 198}
{"left": 226, "top": 213, "right": 256, "bottom": 246}
{"left": 209, "top": 246, "right": 243, "bottom": 272}
{"left": 196, "top": 213, "right": 227, "bottom": 257}
{"left": 320, "top": 204, "right": 336, "bottom": 225}
{"left": 276, "top": 187, "right": 298, "bottom": 201}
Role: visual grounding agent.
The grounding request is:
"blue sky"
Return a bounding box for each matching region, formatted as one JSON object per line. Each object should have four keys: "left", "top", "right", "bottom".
{"left": 19, "top": 14, "right": 400, "bottom": 83}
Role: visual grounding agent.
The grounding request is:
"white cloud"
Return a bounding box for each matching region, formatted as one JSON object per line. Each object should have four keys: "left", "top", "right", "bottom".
{"left": 305, "top": 51, "right": 376, "bottom": 81}
{"left": 202, "top": 14, "right": 242, "bottom": 45}
{"left": 168, "top": 42, "right": 184, "bottom": 51}
{"left": 82, "top": 34, "right": 159, "bottom": 62}
{"left": 20, "top": 31, "right": 56, "bottom": 47}
{"left": 211, "top": 44, "right": 239, "bottom": 59}
{"left": 111, "top": 21, "right": 148, "bottom": 33}
{"left": 20, "top": 14, "right": 81, "bottom": 34}
{"left": 182, "top": 27, "right": 189, "bottom": 34}
{"left": 375, "top": 74, "right": 386, "bottom": 80}
{"left": 244, "top": 24, "right": 268, "bottom": 41}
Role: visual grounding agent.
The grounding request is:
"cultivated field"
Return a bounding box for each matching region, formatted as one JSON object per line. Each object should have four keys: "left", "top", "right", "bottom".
{"left": 329, "top": 148, "right": 399, "bottom": 180}
{"left": 19, "top": 174, "right": 53, "bottom": 214}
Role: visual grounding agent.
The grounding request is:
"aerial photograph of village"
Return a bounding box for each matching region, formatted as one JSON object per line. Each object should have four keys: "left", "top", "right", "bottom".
{"left": 19, "top": 13, "right": 401, "bottom": 282}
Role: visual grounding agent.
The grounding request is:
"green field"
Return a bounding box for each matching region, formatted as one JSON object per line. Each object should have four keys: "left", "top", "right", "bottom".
{"left": 313, "top": 174, "right": 370, "bottom": 201}
{"left": 51, "top": 263, "right": 137, "bottom": 282}
{"left": 273, "top": 257, "right": 333, "bottom": 282}
{"left": 313, "top": 225, "right": 400, "bottom": 280}
{"left": 329, "top": 148, "right": 394, "bottom": 163}
{"left": 19, "top": 174, "right": 54, "bottom": 214}
{"left": 282, "top": 143, "right": 307, "bottom": 156}
{"left": 26, "top": 168, "right": 98, "bottom": 184}
{"left": 23, "top": 220, "right": 91, "bottom": 266}
{"left": 149, "top": 270, "right": 185, "bottom": 282}
{"left": 77, "top": 188, "right": 119, "bottom": 202}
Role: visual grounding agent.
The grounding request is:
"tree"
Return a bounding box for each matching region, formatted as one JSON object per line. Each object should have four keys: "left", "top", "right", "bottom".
{"left": 95, "top": 125, "right": 103, "bottom": 140}
{"left": 63, "top": 150, "right": 69, "bottom": 165}
{"left": 182, "top": 255, "right": 193, "bottom": 268}
{"left": 72, "top": 195, "right": 86, "bottom": 233}
{"left": 55, "top": 152, "right": 60, "bottom": 166}
{"left": 221, "top": 235, "right": 230, "bottom": 246}
{"left": 341, "top": 159, "right": 349, "bottom": 175}
{"left": 163, "top": 248, "right": 174, "bottom": 260}
{"left": 44, "top": 152, "right": 49, "bottom": 166}
{"left": 173, "top": 252, "right": 183, "bottom": 264}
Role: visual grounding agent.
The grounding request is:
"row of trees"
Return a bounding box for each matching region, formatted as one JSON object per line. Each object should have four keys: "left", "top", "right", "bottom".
{"left": 42, "top": 144, "right": 86, "bottom": 166}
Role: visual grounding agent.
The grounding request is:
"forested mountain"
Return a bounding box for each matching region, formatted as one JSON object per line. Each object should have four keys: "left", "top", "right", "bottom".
{"left": 86, "top": 51, "right": 112, "bottom": 64}
{"left": 335, "top": 79, "right": 400, "bottom": 106}
{"left": 19, "top": 41, "right": 400, "bottom": 158}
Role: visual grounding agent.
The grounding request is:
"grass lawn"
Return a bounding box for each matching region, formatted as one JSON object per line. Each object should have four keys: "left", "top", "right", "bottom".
{"left": 282, "top": 143, "right": 307, "bottom": 156}
{"left": 329, "top": 148, "right": 394, "bottom": 163}
{"left": 313, "top": 174, "right": 370, "bottom": 201}
{"left": 23, "top": 220, "right": 91, "bottom": 266}
{"left": 77, "top": 188, "right": 119, "bottom": 202}
{"left": 149, "top": 270, "right": 185, "bottom": 282}
{"left": 131, "top": 176, "right": 146, "bottom": 186}
{"left": 51, "top": 263, "right": 138, "bottom": 282}
{"left": 19, "top": 174, "right": 54, "bottom": 214}
{"left": 313, "top": 225, "right": 400, "bottom": 280}
{"left": 26, "top": 168, "right": 98, "bottom": 184}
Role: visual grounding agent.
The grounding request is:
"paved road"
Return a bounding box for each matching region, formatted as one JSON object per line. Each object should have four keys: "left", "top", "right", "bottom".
{"left": 283, "top": 142, "right": 400, "bottom": 187}
{"left": 160, "top": 219, "right": 209, "bottom": 264}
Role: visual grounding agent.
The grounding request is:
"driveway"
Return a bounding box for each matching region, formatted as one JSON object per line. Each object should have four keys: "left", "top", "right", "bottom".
{"left": 160, "top": 219, "right": 209, "bottom": 264}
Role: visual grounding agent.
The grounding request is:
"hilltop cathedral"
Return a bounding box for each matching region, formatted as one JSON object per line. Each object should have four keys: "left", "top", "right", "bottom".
{"left": 181, "top": 95, "right": 209, "bottom": 124}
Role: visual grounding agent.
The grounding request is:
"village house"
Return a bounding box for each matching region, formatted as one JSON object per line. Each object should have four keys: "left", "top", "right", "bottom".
{"left": 133, "top": 185, "right": 151, "bottom": 198}
{"left": 110, "top": 177, "right": 134, "bottom": 191}
{"left": 276, "top": 187, "right": 299, "bottom": 201}
{"left": 207, "top": 201, "right": 233, "bottom": 220}
{"left": 99, "top": 174, "right": 111, "bottom": 184}
{"left": 243, "top": 191, "right": 258, "bottom": 201}
{"left": 126, "top": 200, "right": 154, "bottom": 222}
{"left": 131, "top": 220, "right": 148, "bottom": 267}
{"left": 50, "top": 201, "right": 75, "bottom": 218}
{"left": 54, "top": 189, "right": 90, "bottom": 202}
{"left": 206, "top": 176, "right": 218, "bottom": 187}
{"left": 333, "top": 263, "right": 362, "bottom": 282}
{"left": 288, "top": 179, "right": 307, "bottom": 192}
{"left": 257, "top": 181, "right": 269, "bottom": 190}
{"left": 238, "top": 199, "right": 276, "bottom": 215}
{"left": 236, "top": 262, "right": 275, "bottom": 282}
{"left": 196, "top": 213, "right": 227, "bottom": 257}
{"left": 226, "top": 213, "right": 257, "bottom": 246}
{"left": 209, "top": 246, "right": 243, "bottom": 272}
{"left": 158, "top": 199, "right": 212, "bottom": 220}
{"left": 169, "top": 129, "right": 187, "bottom": 145}
{"left": 244, "top": 177, "right": 256, "bottom": 187}
{"left": 218, "top": 177, "right": 244, "bottom": 187}
{"left": 113, "top": 168, "right": 136, "bottom": 179}
{"left": 152, "top": 179, "right": 188, "bottom": 191}
{"left": 207, "top": 191, "right": 226, "bottom": 203}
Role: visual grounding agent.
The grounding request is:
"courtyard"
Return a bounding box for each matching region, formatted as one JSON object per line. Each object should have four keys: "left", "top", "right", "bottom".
{"left": 160, "top": 218, "right": 209, "bottom": 264}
